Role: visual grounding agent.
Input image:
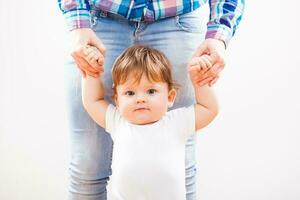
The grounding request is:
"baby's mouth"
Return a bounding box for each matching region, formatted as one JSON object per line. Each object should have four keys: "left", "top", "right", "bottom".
{"left": 134, "top": 107, "right": 149, "bottom": 111}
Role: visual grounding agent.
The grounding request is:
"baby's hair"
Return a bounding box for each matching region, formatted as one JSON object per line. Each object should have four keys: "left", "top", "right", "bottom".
{"left": 112, "top": 45, "right": 178, "bottom": 96}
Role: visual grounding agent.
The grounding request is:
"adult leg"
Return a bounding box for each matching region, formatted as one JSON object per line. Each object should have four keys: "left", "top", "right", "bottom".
{"left": 64, "top": 11, "right": 134, "bottom": 200}
{"left": 138, "top": 8, "right": 207, "bottom": 200}
{"left": 64, "top": 58, "right": 112, "bottom": 200}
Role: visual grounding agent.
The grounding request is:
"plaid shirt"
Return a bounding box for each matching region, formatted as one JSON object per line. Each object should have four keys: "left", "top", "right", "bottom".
{"left": 58, "top": 0, "right": 244, "bottom": 46}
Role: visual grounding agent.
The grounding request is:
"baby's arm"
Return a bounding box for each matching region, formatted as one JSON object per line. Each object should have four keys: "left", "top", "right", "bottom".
{"left": 81, "top": 45, "right": 108, "bottom": 128}
{"left": 188, "top": 55, "right": 219, "bottom": 131}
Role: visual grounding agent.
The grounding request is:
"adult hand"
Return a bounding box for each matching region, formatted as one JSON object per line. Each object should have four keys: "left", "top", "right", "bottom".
{"left": 192, "top": 38, "right": 226, "bottom": 86}
{"left": 188, "top": 55, "right": 212, "bottom": 86}
{"left": 70, "top": 28, "right": 106, "bottom": 77}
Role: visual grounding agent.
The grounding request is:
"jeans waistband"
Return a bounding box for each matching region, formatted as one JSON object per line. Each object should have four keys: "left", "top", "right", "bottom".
{"left": 91, "top": 6, "right": 158, "bottom": 23}
{"left": 91, "top": 7, "right": 137, "bottom": 22}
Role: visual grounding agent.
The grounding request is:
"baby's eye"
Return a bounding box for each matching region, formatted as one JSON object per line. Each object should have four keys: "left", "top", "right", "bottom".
{"left": 147, "top": 89, "right": 157, "bottom": 95}
{"left": 125, "top": 91, "right": 135, "bottom": 96}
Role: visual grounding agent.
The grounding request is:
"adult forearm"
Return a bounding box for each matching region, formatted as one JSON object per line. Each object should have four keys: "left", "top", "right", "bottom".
{"left": 207, "top": 0, "right": 245, "bottom": 46}
{"left": 58, "top": 0, "right": 92, "bottom": 31}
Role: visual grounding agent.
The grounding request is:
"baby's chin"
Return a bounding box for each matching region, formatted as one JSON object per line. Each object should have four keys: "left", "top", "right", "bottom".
{"left": 121, "top": 110, "right": 165, "bottom": 125}
{"left": 127, "top": 116, "right": 160, "bottom": 125}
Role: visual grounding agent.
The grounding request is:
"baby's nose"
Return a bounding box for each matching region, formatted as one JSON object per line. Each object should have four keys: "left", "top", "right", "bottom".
{"left": 136, "top": 94, "right": 147, "bottom": 103}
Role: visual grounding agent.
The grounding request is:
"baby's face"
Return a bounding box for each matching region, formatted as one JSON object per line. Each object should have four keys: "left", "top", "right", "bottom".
{"left": 115, "top": 74, "right": 176, "bottom": 125}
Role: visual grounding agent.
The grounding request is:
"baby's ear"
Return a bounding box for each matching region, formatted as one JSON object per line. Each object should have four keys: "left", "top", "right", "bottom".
{"left": 167, "top": 89, "right": 177, "bottom": 108}
{"left": 113, "top": 94, "right": 119, "bottom": 107}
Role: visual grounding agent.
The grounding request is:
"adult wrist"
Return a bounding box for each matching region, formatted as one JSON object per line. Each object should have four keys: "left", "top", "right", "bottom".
{"left": 205, "top": 23, "right": 233, "bottom": 48}
{"left": 63, "top": 9, "right": 92, "bottom": 31}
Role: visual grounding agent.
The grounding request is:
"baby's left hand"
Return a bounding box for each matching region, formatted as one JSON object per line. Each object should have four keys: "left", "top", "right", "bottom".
{"left": 188, "top": 55, "right": 212, "bottom": 86}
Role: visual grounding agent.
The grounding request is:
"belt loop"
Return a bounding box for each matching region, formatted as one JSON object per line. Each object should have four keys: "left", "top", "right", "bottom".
{"left": 99, "top": 10, "right": 108, "bottom": 18}
{"left": 91, "top": 15, "right": 97, "bottom": 27}
{"left": 90, "top": 8, "right": 98, "bottom": 27}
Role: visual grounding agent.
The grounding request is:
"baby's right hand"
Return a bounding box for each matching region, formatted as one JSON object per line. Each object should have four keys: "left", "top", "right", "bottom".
{"left": 84, "top": 45, "right": 104, "bottom": 74}
{"left": 188, "top": 55, "right": 212, "bottom": 86}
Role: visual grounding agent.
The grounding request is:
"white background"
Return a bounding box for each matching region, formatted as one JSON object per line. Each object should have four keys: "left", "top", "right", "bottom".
{"left": 1, "top": 0, "right": 300, "bottom": 199}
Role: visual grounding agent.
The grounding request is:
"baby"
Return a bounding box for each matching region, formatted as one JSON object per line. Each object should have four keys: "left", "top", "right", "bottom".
{"left": 81, "top": 45, "right": 218, "bottom": 199}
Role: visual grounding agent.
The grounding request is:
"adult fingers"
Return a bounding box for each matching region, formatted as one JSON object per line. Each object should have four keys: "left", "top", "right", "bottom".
{"left": 210, "top": 52, "right": 225, "bottom": 69}
{"left": 188, "top": 65, "right": 203, "bottom": 85}
{"left": 209, "top": 63, "right": 224, "bottom": 77}
{"left": 71, "top": 44, "right": 87, "bottom": 60}
{"left": 197, "top": 76, "right": 215, "bottom": 87}
{"left": 195, "top": 66, "right": 214, "bottom": 81}
{"left": 86, "top": 70, "right": 100, "bottom": 78}
{"left": 200, "top": 52, "right": 224, "bottom": 80}
{"left": 72, "top": 54, "right": 99, "bottom": 77}
{"left": 91, "top": 37, "right": 106, "bottom": 56}
{"left": 192, "top": 42, "right": 208, "bottom": 57}
{"left": 209, "top": 76, "right": 219, "bottom": 87}
{"left": 196, "top": 63, "right": 219, "bottom": 85}
{"left": 87, "top": 56, "right": 103, "bottom": 73}
{"left": 97, "top": 55, "right": 104, "bottom": 68}
{"left": 74, "top": 59, "right": 86, "bottom": 77}
{"left": 73, "top": 44, "right": 102, "bottom": 74}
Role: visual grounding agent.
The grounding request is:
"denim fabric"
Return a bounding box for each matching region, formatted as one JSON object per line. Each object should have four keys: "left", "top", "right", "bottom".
{"left": 64, "top": 8, "right": 207, "bottom": 200}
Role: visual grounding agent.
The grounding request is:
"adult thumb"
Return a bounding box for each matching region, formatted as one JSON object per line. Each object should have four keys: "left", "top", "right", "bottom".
{"left": 91, "top": 37, "right": 106, "bottom": 55}
{"left": 193, "top": 42, "right": 207, "bottom": 57}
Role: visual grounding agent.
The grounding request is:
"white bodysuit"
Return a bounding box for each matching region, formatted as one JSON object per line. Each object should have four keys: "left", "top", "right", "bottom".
{"left": 106, "top": 104, "right": 195, "bottom": 200}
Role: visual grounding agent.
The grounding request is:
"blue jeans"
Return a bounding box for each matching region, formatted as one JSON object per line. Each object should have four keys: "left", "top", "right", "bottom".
{"left": 64, "top": 8, "right": 207, "bottom": 200}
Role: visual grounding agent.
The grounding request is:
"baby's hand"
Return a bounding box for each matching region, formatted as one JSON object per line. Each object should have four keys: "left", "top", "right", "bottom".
{"left": 188, "top": 55, "right": 212, "bottom": 86}
{"left": 84, "top": 45, "right": 104, "bottom": 74}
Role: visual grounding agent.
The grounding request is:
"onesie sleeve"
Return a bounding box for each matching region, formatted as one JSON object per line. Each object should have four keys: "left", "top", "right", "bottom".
{"left": 105, "top": 104, "right": 122, "bottom": 138}
{"left": 168, "top": 105, "right": 196, "bottom": 141}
